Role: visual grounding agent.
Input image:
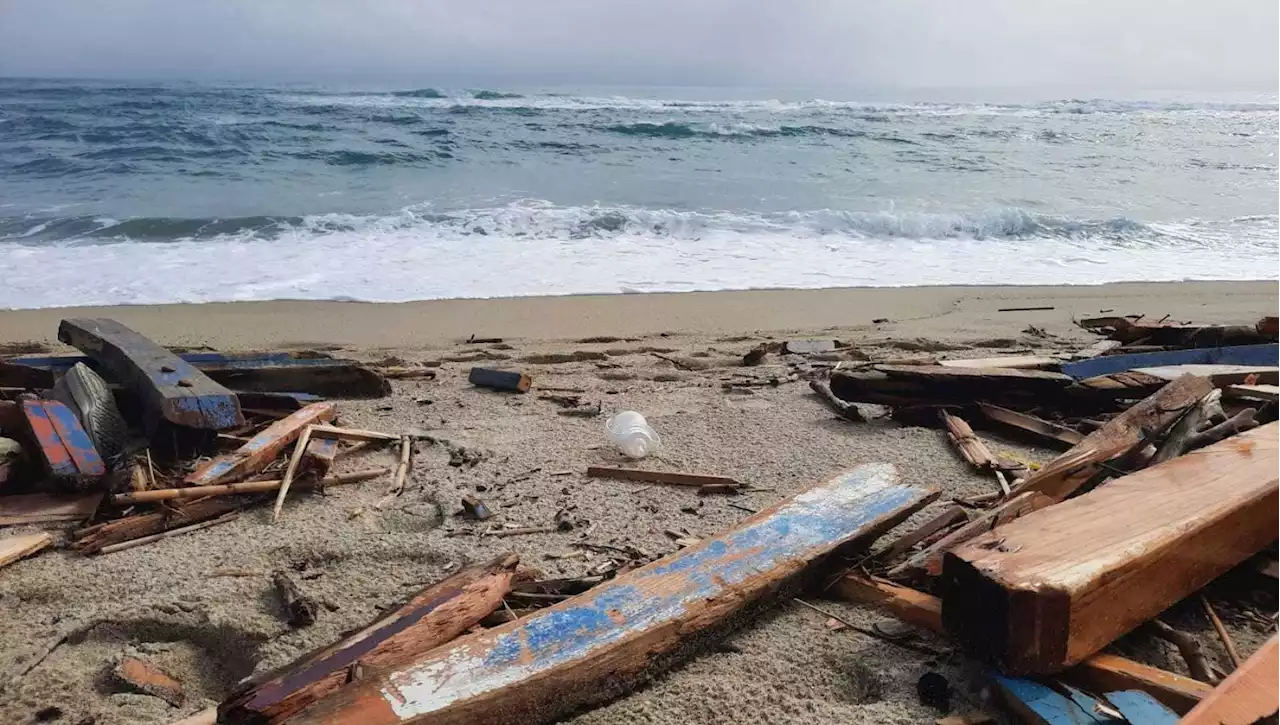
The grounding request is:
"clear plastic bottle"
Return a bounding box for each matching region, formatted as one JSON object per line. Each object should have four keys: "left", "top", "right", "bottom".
{"left": 605, "top": 411, "right": 661, "bottom": 459}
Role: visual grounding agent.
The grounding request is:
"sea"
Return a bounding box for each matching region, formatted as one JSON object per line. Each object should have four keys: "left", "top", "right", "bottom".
{"left": 1, "top": 78, "right": 1276, "bottom": 309}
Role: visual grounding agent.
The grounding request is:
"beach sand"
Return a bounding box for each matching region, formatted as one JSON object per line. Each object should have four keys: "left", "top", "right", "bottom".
{"left": 0, "top": 280, "right": 1275, "bottom": 725}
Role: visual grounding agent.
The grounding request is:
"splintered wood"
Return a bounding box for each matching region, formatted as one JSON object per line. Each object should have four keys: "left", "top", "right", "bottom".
{"left": 942, "top": 423, "right": 1279, "bottom": 675}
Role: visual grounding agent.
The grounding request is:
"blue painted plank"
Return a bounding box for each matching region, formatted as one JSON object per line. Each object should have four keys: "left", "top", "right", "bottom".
{"left": 286, "top": 463, "right": 936, "bottom": 725}
{"left": 993, "top": 676, "right": 1110, "bottom": 725}
{"left": 1062, "top": 344, "right": 1279, "bottom": 380}
{"left": 1104, "top": 690, "right": 1179, "bottom": 725}
{"left": 21, "top": 399, "right": 105, "bottom": 483}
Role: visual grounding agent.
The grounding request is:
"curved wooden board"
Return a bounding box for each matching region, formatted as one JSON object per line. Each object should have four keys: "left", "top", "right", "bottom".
{"left": 286, "top": 463, "right": 935, "bottom": 725}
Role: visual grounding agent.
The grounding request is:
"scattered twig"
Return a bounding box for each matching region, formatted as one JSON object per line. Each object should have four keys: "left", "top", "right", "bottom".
{"left": 808, "top": 379, "right": 865, "bottom": 422}
{"left": 1148, "top": 619, "right": 1216, "bottom": 683}
{"left": 791, "top": 598, "right": 941, "bottom": 656}
{"left": 1200, "top": 595, "right": 1242, "bottom": 670}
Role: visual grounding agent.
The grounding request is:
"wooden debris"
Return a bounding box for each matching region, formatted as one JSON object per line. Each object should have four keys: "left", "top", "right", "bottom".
{"left": 939, "top": 356, "right": 1059, "bottom": 370}
{"left": 488, "top": 522, "right": 573, "bottom": 537}
{"left": 830, "top": 364, "right": 1081, "bottom": 410}
{"left": 976, "top": 403, "right": 1084, "bottom": 447}
{"left": 808, "top": 379, "right": 865, "bottom": 422}
{"left": 1132, "top": 364, "right": 1278, "bottom": 386}
{"left": 73, "top": 498, "right": 237, "bottom": 554}
{"left": 468, "top": 367, "right": 531, "bottom": 393}
{"left": 98, "top": 512, "right": 239, "bottom": 555}
{"left": 941, "top": 423, "right": 1279, "bottom": 675}
{"left": 1199, "top": 596, "right": 1241, "bottom": 670}
{"left": 1061, "top": 343, "right": 1278, "bottom": 380}
{"left": 273, "top": 572, "right": 319, "bottom": 628}
{"left": 835, "top": 573, "right": 1212, "bottom": 714}
{"left": 277, "top": 463, "right": 934, "bottom": 725}
{"left": 585, "top": 466, "right": 741, "bottom": 489}
{"left": 939, "top": 411, "right": 999, "bottom": 470}
{"left": 303, "top": 437, "right": 341, "bottom": 476}
{"left": 58, "top": 318, "right": 244, "bottom": 429}
{"left": 186, "top": 403, "right": 337, "bottom": 486}
{"left": 115, "top": 656, "right": 184, "bottom": 706}
{"left": 386, "top": 435, "right": 413, "bottom": 498}
{"left": 1179, "top": 635, "right": 1278, "bottom": 725}
{"left": 1148, "top": 619, "right": 1215, "bottom": 684}
{"left": 308, "top": 424, "right": 400, "bottom": 442}
{"left": 1224, "top": 383, "right": 1279, "bottom": 402}
{"left": 0, "top": 531, "right": 53, "bottom": 570}
{"left": 374, "top": 367, "right": 437, "bottom": 381}
{"left": 0, "top": 491, "right": 102, "bottom": 526}
{"left": 1150, "top": 389, "right": 1221, "bottom": 465}
{"left": 20, "top": 399, "right": 107, "bottom": 486}
{"left": 220, "top": 554, "right": 519, "bottom": 724}
{"left": 1103, "top": 691, "right": 1180, "bottom": 725}
{"left": 880, "top": 506, "right": 968, "bottom": 563}
{"left": 110, "top": 468, "right": 390, "bottom": 505}
{"left": 936, "top": 712, "right": 995, "bottom": 725}
{"left": 169, "top": 707, "right": 217, "bottom": 725}
{"left": 696, "top": 483, "right": 741, "bottom": 496}
{"left": 271, "top": 424, "right": 316, "bottom": 523}
{"left": 783, "top": 339, "right": 836, "bottom": 355}
{"left": 992, "top": 676, "right": 1115, "bottom": 725}
{"left": 890, "top": 490, "right": 1055, "bottom": 578}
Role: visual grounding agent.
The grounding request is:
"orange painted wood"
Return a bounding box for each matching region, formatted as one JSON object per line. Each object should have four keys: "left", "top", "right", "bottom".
{"left": 942, "top": 423, "right": 1279, "bottom": 675}
{"left": 834, "top": 573, "right": 1212, "bottom": 714}
{"left": 1179, "top": 635, "right": 1278, "bottom": 725}
{"left": 186, "top": 402, "right": 336, "bottom": 486}
{"left": 219, "top": 554, "right": 519, "bottom": 724}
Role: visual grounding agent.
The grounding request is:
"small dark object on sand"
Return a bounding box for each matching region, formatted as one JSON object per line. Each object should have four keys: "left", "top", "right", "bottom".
{"left": 917, "top": 671, "right": 951, "bottom": 711}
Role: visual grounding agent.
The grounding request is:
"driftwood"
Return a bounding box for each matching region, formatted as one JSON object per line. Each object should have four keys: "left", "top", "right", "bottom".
{"left": 1148, "top": 619, "right": 1216, "bottom": 684}
{"left": 111, "top": 468, "right": 390, "bottom": 505}
{"left": 889, "top": 491, "right": 1054, "bottom": 578}
{"left": 939, "top": 411, "right": 998, "bottom": 470}
{"left": 584, "top": 466, "right": 741, "bottom": 489}
{"left": 221, "top": 555, "right": 519, "bottom": 724}
{"left": 73, "top": 498, "right": 238, "bottom": 554}
{"left": 275, "top": 463, "right": 934, "bottom": 725}
{"left": 942, "top": 423, "right": 1278, "bottom": 675}
{"left": 1185, "top": 408, "right": 1259, "bottom": 452}
{"left": 1199, "top": 596, "right": 1242, "bottom": 670}
{"left": 976, "top": 403, "right": 1084, "bottom": 448}
{"left": 0, "top": 491, "right": 102, "bottom": 526}
{"left": 808, "top": 379, "right": 865, "bottom": 422}
{"left": 98, "top": 512, "right": 239, "bottom": 555}
{"left": 273, "top": 572, "right": 319, "bottom": 628}
{"left": 879, "top": 506, "right": 967, "bottom": 564}
{"left": 1151, "top": 390, "right": 1221, "bottom": 465}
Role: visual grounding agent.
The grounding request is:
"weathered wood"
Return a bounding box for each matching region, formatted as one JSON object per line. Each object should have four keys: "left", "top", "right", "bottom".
{"left": 890, "top": 491, "right": 1055, "bottom": 578}
{"left": 97, "top": 512, "right": 239, "bottom": 555}
{"left": 1061, "top": 343, "right": 1278, "bottom": 380}
{"left": 992, "top": 676, "right": 1110, "bottom": 725}
{"left": 1199, "top": 596, "right": 1241, "bottom": 670}
{"left": 58, "top": 318, "right": 244, "bottom": 429}
{"left": 1103, "top": 691, "right": 1178, "bottom": 725}
{"left": 302, "top": 437, "right": 340, "bottom": 476}
{"left": 0, "top": 531, "right": 53, "bottom": 570}
{"left": 939, "top": 356, "right": 1060, "bottom": 370}
{"left": 110, "top": 468, "right": 390, "bottom": 505}
{"left": 830, "top": 364, "right": 1089, "bottom": 411}
{"left": 1179, "top": 635, "right": 1278, "bottom": 725}
{"left": 940, "top": 411, "right": 998, "bottom": 470}
{"left": 941, "top": 423, "right": 1279, "bottom": 675}
{"left": 976, "top": 403, "right": 1085, "bottom": 448}
{"left": 169, "top": 707, "right": 216, "bottom": 725}
{"left": 1150, "top": 390, "right": 1221, "bottom": 466}
{"left": 220, "top": 554, "right": 519, "bottom": 724}
{"left": 0, "top": 491, "right": 102, "bottom": 526}
{"left": 72, "top": 498, "right": 236, "bottom": 553}
{"left": 468, "top": 367, "right": 531, "bottom": 393}
{"left": 1133, "top": 364, "right": 1278, "bottom": 386}
{"left": 271, "top": 425, "right": 315, "bottom": 523}
{"left": 115, "top": 656, "right": 184, "bottom": 706}
{"left": 1080, "top": 318, "right": 1276, "bottom": 347}
{"left": 880, "top": 506, "right": 968, "bottom": 563}
{"left": 308, "top": 424, "right": 400, "bottom": 442}
{"left": 1223, "top": 383, "right": 1280, "bottom": 402}
{"left": 19, "top": 399, "right": 106, "bottom": 485}
{"left": 808, "top": 379, "right": 865, "bottom": 422}
{"left": 835, "top": 573, "right": 1211, "bottom": 713}
{"left": 386, "top": 435, "right": 413, "bottom": 498}
{"left": 281, "top": 463, "right": 935, "bottom": 725}
{"left": 584, "top": 466, "right": 740, "bottom": 489}
{"left": 186, "top": 403, "right": 337, "bottom": 486}
{"left": 1148, "top": 620, "right": 1215, "bottom": 684}
{"left": 274, "top": 572, "right": 319, "bottom": 627}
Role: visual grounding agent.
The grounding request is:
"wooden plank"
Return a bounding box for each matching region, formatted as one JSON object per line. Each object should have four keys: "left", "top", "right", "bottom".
{"left": 584, "top": 466, "right": 740, "bottom": 488}
{"left": 977, "top": 403, "right": 1085, "bottom": 448}
{"left": 881, "top": 506, "right": 968, "bottom": 563}
{"left": 308, "top": 425, "right": 400, "bottom": 442}
{"left": 940, "top": 356, "right": 1060, "bottom": 370}
{"left": 303, "top": 437, "right": 340, "bottom": 476}
{"left": 280, "top": 463, "right": 936, "bottom": 725}
{"left": 1104, "top": 691, "right": 1178, "bottom": 725}
{"left": 20, "top": 399, "right": 106, "bottom": 483}
{"left": 1132, "top": 364, "right": 1278, "bottom": 386}
{"left": 220, "top": 554, "right": 519, "bottom": 724}
{"left": 0, "top": 491, "right": 102, "bottom": 526}
{"left": 1180, "top": 635, "right": 1278, "bottom": 725}
{"left": 992, "top": 676, "right": 1108, "bottom": 724}
{"left": 58, "top": 318, "right": 244, "bottom": 429}
{"left": 186, "top": 403, "right": 337, "bottom": 486}
{"left": 1061, "top": 344, "right": 1279, "bottom": 380}
{"left": 942, "top": 423, "right": 1279, "bottom": 675}
{"left": 110, "top": 468, "right": 390, "bottom": 505}
{"left": 468, "top": 367, "right": 531, "bottom": 393}
{"left": 115, "top": 656, "right": 184, "bottom": 706}
{"left": 834, "top": 573, "right": 1211, "bottom": 714}
{"left": 1223, "top": 384, "right": 1280, "bottom": 402}
{"left": 831, "top": 365, "right": 1092, "bottom": 411}
{"left": 876, "top": 364, "right": 1073, "bottom": 384}
{"left": 890, "top": 491, "right": 1056, "bottom": 578}
{"left": 0, "top": 531, "right": 53, "bottom": 569}
{"left": 272, "top": 425, "right": 315, "bottom": 523}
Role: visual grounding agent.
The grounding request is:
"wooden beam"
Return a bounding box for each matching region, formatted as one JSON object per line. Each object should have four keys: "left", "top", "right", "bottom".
{"left": 307, "top": 425, "right": 400, "bottom": 443}
{"left": 219, "top": 554, "right": 520, "bottom": 724}
{"left": 1179, "top": 635, "right": 1278, "bottom": 725}
{"left": 272, "top": 425, "right": 316, "bottom": 523}
{"left": 584, "top": 466, "right": 740, "bottom": 489}
{"left": 976, "top": 403, "right": 1084, "bottom": 448}
{"left": 0, "top": 532, "right": 53, "bottom": 570}
{"left": 941, "top": 423, "right": 1279, "bottom": 675}
{"left": 0, "top": 491, "right": 102, "bottom": 526}
{"left": 834, "top": 573, "right": 1212, "bottom": 714}
{"left": 278, "top": 463, "right": 936, "bottom": 725}
{"left": 186, "top": 403, "right": 337, "bottom": 486}
{"left": 58, "top": 318, "right": 243, "bottom": 429}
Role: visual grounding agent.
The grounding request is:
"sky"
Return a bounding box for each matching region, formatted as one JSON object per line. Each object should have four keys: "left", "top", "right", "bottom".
{"left": 1, "top": 0, "right": 1276, "bottom": 90}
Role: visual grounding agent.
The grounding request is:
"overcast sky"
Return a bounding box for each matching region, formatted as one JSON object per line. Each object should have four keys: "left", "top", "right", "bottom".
{"left": 1, "top": 0, "right": 1275, "bottom": 90}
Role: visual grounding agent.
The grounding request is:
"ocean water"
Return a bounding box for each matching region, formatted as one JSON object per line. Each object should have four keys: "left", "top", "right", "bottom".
{"left": 1, "top": 78, "right": 1276, "bottom": 309}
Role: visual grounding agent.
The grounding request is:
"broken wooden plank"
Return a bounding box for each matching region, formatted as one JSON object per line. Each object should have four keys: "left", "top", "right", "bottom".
{"left": 58, "top": 318, "right": 244, "bottom": 429}
{"left": 272, "top": 425, "right": 316, "bottom": 523}
{"left": 72, "top": 498, "right": 236, "bottom": 554}
{"left": 584, "top": 466, "right": 741, "bottom": 489}
{"left": 308, "top": 424, "right": 400, "bottom": 443}
{"left": 1223, "top": 383, "right": 1280, "bottom": 403}
{"left": 940, "top": 411, "right": 999, "bottom": 470}
{"left": 186, "top": 402, "right": 337, "bottom": 486}
{"left": 890, "top": 491, "right": 1055, "bottom": 579}
{"left": 468, "top": 367, "right": 530, "bottom": 393}
{"left": 831, "top": 364, "right": 1089, "bottom": 411}
{"left": 219, "top": 554, "right": 519, "bottom": 724}
{"left": 20, "top": 398, "right": 106, "bottom": 485}
{"left": 97, "top": 512, "right": 239, "bottom": 555}
{"left": 976, "top": 403, "right": 1085, "bottom": 448}
{"left": 808, "top": 379, "right": 866, "bottom": 422}
{"left": 880, "top": 506, "right": 968, "bottom": 563}
{"left": 303, "top": 437, "right": 340, "bottom": 476}
{"left": 169, "top": 707, "right": 217, "bottom": 725}
{"left": 939, "top": 356, "right": 1060, "bottom": 370}
{"left": 992, "top": 676, "right": 1109, "bottom": 725}
{"left": 110, "top": 468, "right": 390, "bottom": 505}
{"left": 115, "top": 656, "right": 184, "bottom": 706}
{"left": 1132, "top": 364, "right": 1278, "bottom": 386}
{"left": 1103, "top": 691, "right": 1178, "bottom": 725}
{"left": 942, "top": 423, "right": 1279, "bottom": 675}
{"left": 835, "top": 573, "right": 1211, "bottom": 714}
{"left": 0, "top": 491, "right": 102, "bottom": 526}
{"left": 783, "top": 339, "right": 837, "bottom": 355}
{"left": 1179, "top": 635, "right": 1278, "bottom": 725}
{"left": 278, "top": 463, "right": 936, "bottom": 725}
{"left": 1061, "top": 343, "right": 1278, "bottom": 380}
{"left": 0, "top": 531, "right": 53, "bottom": 570}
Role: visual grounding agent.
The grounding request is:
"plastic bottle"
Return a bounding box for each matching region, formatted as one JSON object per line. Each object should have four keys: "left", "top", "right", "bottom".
{"left": 605, "top": 411, "right": 661, "bottom": 459}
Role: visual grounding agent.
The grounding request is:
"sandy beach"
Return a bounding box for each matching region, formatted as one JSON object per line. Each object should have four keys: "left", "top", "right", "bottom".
{"left": 0, "top": 280, "right": 1275, "bottom": 725}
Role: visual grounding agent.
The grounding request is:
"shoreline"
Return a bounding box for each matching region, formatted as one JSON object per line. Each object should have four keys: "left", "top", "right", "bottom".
{"left": 0, "top": 280, "right": 1274, "bottom": 350}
